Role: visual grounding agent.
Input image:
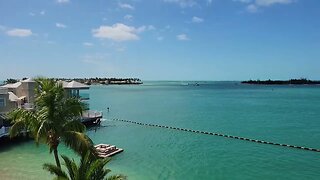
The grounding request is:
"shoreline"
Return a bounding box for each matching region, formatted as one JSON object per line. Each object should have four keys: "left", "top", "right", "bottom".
{"left": 1, "top": 77, "right": 143, "bottom": 86}
{"left": 242, "top": 79, "right": 320, "bottom": 85}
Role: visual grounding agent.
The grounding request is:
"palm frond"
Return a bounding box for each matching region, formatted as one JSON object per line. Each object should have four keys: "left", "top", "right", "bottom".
{"left": 62, "top": 131, "right": 94, "bottom": 156}
{"left": 9, "top": 106, "right": 42, "bottom": 138}
{"left": 45, "top": 152, "right": 125, "bottom": 180}
{"left": 61, "top": 155, "right": 77, "bottom": 180}
{"left": 53, "top": 177, "right": 69, "bottom": 180}
{"left": 106, "top": 175, "right": 127, "bottom": 180}
{"left": 78, "top": 151, "right": 92, "bottom": 179}
{"left": 43, "top": 163, "right": 69, "bottom": 179}
{"left": 86, "top": 159, "right": 111, "bottom": 180}
{"left": 8, "top": 108, "right": 36, "bottom": 137}
{"left": 64, "top": 97, "right": 85, "bottom": 116}
{"left": 9, "top": 120, "right": 26, "bottom": 138}
{"left": 35, "top": 119, "right": 51, "bottom": 143}
{"left": 63, "top": 120, "right": 86, "bottom": 133}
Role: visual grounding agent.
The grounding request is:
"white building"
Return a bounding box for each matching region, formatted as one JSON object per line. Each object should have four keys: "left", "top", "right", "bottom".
{"left": 0, "top": 79, "right": 102, "bottom": 138}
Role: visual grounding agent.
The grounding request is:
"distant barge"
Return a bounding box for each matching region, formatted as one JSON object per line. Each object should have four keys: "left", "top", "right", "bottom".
{"left": 242, "top": 79, "right": 320, "bottom": 85}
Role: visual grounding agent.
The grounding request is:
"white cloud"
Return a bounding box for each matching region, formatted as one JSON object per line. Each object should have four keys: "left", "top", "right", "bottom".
{"left": 136, "top": 26, "right": 146, "bottom": 33}
{"left": 119, "top": 3, "right": 135, "bottom": 10}
{"left": 177, "top": 34, "right": 189, "bottom": 41}
{"left": 6, "top": 28, "right": 32, "bottom": 37}
{"left": 164, "top": 0, "right": 197, "bottom": 8}
{"left": 128, "top": 25, "right": 154, "bottom": 33}
{"left": 116, "top": 46, "right": 126, "bottom": 52}
{"left": 56, "top": 23, "right": 67, "bottom": 28}
{"left": 47, "top": 41, "right": 56, "bottom": 44}
{"left": 92, "top": 23, "right": 146, "bottom": 41}
{"left": 192, "top": 16, "right": 204, "bottom": 23}
{"left": 233, "top": 0, "right": 252, "bottom": 3}
{"left": 147, "top": 25, "right": 156, "bottom": 30}
{"left": 0, "top": 25, "right": 6, "bottom": 31}
{"left": 157, "top": 36, "right": 164, "bottom": 41}
{"left": 56, "top": 0, "right": 70, "bottom": 3}
{"left": 83, "top": 42, "right": 94, "bottom": 46}
{"left": 255, "top": 0, "right": 293, "bottom": 7}
{"left": 124, "top": 14, "right": 133, "bottom": 20}
{"left": 247, "top": 4, "right": 258, "bottom": 12}
{"left": 29, "top": 10, "right": 45, "bottom": 16}
{"left": 235, "top": 0, "right": 295, "bottom": 13}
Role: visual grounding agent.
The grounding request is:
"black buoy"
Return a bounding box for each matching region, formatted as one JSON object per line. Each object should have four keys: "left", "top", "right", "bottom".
{"left": 112, "top": 119, "right": 320, "bottom": 153}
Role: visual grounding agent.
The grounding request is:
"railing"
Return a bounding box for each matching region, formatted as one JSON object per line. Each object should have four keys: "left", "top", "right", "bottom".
{"left": 79, "top": 93, "right": 90, "bottom": 100}
{"left": 0, "top": 88, "right": 8, "bottom": 94}
{"left": 82, "top": 110, "right": 103, "bottom": 118}
{"left": 70, "top": 93, "right": 90, "bottom": 100}
{"left": 22, "top": 103, "right": 34, "bottom": 110}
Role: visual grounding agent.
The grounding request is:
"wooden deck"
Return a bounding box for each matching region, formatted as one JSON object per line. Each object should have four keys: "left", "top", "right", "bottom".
{"left": 95, "top": 144, "right": 124, "bottom": 158}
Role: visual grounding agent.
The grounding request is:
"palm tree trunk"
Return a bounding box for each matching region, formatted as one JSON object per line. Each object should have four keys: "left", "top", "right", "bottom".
{"left": 53, "top": 147, "right": 61, "bottom": 168}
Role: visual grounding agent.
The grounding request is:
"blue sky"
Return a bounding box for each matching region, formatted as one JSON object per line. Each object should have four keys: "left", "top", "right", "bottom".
{"left": 0, "top": 0, "right": 319, "bottom": 80}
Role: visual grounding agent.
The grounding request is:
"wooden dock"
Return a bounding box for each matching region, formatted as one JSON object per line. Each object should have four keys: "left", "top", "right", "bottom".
{"left": 95, "top": 144, "right": 124, "bottom": 158}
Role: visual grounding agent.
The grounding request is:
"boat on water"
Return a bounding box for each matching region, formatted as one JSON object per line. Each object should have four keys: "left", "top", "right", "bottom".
{"left": 187, "top": 82, "right": 200, "bottom": 86}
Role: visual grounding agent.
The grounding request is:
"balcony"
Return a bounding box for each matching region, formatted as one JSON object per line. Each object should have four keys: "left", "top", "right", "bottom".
{"left": 0, "top": 88, "right": 8, "bottom": 94}
{"left": 82, "top": 110, "right": 103, "bottom": 119}
{"left": 79, "top": 92, "right": 90, "bottom": 100}
{"left": 81, "top": 110, "right": 103, "bottom": 124}
{"left": 22, "top": 103, "right": 34, "bottom": 110}
{"left": 68, "top": 90, "right": 90, "bottom": 100}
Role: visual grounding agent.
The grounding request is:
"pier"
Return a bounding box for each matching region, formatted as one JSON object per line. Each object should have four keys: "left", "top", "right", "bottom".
{"left": 112, "top": 118, "right": 320, "bottom": 153}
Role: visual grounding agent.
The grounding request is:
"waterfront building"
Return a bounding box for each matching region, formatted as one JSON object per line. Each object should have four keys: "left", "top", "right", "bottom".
{"left": 0, "top": 79, "right": 102, "bottom": 138}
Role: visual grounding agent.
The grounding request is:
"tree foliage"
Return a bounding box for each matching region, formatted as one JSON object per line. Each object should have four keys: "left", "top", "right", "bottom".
{"left": 43, "top": 151, "right": 126, "bottom": 180}
{"left": 9, "top": 78, "right": 94, "bottom": 167}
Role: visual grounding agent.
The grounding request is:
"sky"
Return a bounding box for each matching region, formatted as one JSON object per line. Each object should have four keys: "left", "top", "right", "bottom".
{"left": 0, "top": 0, "right": 319, "bottom": 81}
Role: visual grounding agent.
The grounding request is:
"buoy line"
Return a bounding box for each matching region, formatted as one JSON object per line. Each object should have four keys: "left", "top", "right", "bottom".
{"left": 111, "top": 118, "right": 320, "bottom": 153}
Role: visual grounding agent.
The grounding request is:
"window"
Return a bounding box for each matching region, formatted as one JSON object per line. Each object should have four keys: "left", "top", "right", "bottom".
{"left": 0, "top": 98, "right": 5, "bottom": 107}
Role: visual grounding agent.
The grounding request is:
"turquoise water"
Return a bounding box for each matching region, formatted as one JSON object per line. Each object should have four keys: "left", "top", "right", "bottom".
{"left": 1, "top": 81, "right": 320, "bottom": 179}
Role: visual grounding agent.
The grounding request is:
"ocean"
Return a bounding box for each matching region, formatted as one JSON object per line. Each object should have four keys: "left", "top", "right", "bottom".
{"left": 1, "top": 81, "right": 320, "bottom": 179}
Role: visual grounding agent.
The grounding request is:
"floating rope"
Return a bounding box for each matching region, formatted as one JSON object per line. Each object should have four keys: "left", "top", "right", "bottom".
{"left": 112, "top": 118, "right": 320, "bottom": 153}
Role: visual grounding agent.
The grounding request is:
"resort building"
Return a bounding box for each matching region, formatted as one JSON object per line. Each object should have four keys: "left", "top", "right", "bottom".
{"left": 0, "top": 78, "right": 102, "bottom": 138}
{"left": 61, "top": 80, "right": 102, "bottom": 125}
{"left": 0, "top": 78, "right": 35, "bottom": 112}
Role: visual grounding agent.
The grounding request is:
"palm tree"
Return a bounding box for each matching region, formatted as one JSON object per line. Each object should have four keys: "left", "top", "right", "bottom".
{"left": 43, "top": 151, "right": 126, "bottom": 180}
{"left": 9, "top": 78, "right": 94, "bottom": 168}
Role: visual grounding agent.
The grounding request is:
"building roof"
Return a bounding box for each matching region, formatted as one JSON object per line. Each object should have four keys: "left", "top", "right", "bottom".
{"left": 58, "top": 80, "right": 69, "bottom": 87}
{"left": 1, "top": 82, "right": 22, "bottom": 88}
{"left": 22, "top": 78, "right": 35, "bottom": 82}
{"left": 64, "top": 81, "right": 89, "bottom": 89}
